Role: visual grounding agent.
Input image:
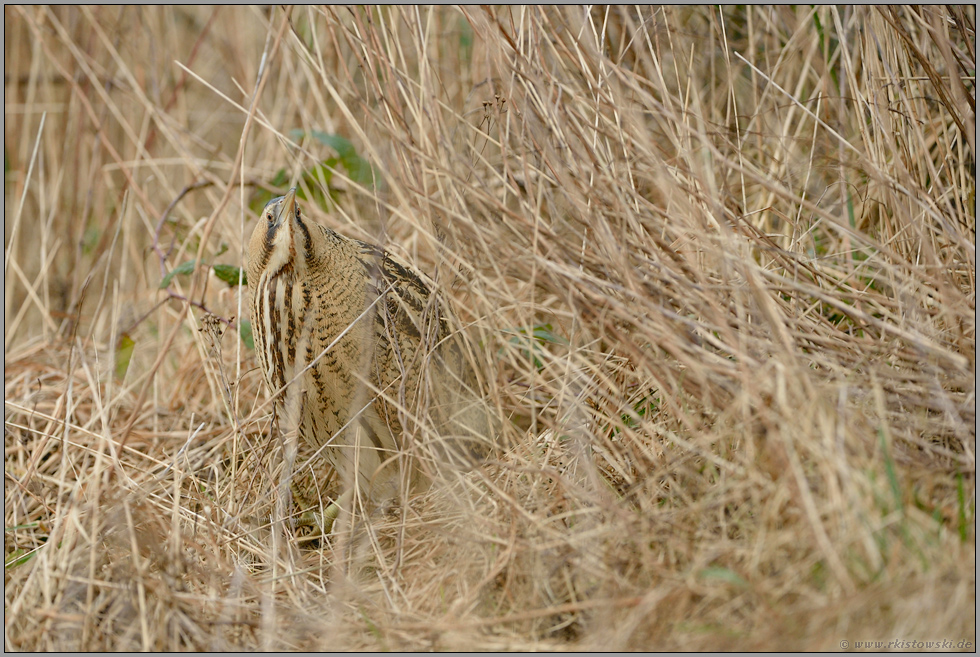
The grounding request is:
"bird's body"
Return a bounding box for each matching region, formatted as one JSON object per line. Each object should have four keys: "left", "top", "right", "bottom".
{"left": 246, "top": 188, "right": 492, "bottom": 509}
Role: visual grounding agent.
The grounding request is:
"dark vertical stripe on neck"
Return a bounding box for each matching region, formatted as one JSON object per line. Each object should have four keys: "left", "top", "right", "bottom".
{"left": 294, "top": 210, "right": 314, "bottom": 266}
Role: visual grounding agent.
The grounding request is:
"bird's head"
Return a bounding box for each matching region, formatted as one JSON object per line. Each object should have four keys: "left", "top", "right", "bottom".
{"left": 246, "top": 187, "right": 312, "bottom": 281}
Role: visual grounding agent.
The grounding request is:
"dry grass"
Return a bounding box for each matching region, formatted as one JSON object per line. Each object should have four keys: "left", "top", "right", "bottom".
{"left": 4, "top": 5, "right": 975, "bottom": 651}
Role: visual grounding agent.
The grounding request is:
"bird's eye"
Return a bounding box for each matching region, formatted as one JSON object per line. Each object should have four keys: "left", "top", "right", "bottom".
{"left": 267, "top": 211, "right": 275, "bottom": 224}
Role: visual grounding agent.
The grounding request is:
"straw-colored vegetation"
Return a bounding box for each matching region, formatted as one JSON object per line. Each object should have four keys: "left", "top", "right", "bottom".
{"left": 4, "top": 6, "right": 975, "bottom": 651}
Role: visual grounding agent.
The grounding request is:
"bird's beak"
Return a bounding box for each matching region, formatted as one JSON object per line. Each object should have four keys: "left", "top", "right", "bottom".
{"left": 281, "top": 187, "right": 297, "bottom": 219}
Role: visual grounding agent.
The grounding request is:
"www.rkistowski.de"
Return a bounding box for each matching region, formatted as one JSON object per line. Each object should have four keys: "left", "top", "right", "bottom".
{"left": 842, "top": 639, "right": 973, "bottom": 650}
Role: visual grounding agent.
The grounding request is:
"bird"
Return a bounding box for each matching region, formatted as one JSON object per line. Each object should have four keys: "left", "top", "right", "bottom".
{"left": 245, "top": 187, "right": 494, "bottom": 530}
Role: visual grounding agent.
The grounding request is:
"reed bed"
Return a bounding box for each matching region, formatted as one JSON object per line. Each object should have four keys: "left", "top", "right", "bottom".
{"left": 4, "top": 6, "right": 975, "bottom": 650}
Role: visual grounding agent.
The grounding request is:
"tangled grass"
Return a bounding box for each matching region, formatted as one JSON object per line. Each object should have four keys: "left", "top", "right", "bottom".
{"left": 4, "top": 6, "right": 975, "bottom": 650}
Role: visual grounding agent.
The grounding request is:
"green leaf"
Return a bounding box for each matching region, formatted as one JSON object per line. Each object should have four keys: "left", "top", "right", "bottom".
{"left": 6, "top": 522, "right": 42, "bottom": 531}
{"left": 294, "top": 130, "right": 381, "bottom": 189}
{"left": 501, "top": 324, "right": 568, "bottom": 371}
{"left": 82, "top": 226, "right": 100, "bottom": 255}
{"left": 345, "top": 154, "right": 379, "bottom": 186}
{"left": 115, "top": 333, "right": 135, "bottom": 380}
{"left": 698, "top": 567, "right": 748, "bottom": 589}
{"left": 359, "top": 609, "right": 383, "bottom": 640}
{"left": 307, "top": 130, "right": 357, "bottom": 159}
{"left": 878, "top": 427, "right": 904, "bottom": 514}
{"left": 4, "top": 548, "right": 34, "bottom": 570}
{"left": 531, "top": 323, "right": 569, "bottom": 345}
{"left": 270, "top": 168, "right": 290, "bottom": 186}
{"left": 304, "top": 161, "right": 336, "bottom": 195}
{"left": 249, "top": 169, "right": 291, "bottom": 214}
{"left": 239, "top": 319, "right": 254, "bottom": 350}
{"left": 213, "top": 264, "right": 247, "bottom": 287}
{"left": 161, "top": 261, "right": 246, "bottom": 289}
{"left": 957, "top": 473, "right": 971, "bottom": 543}
{"left": 620, "top": 395, "right": 659, "bottom": 429}
{"left": 458, "top": 18, "right": 473, "bottom": 50}
{"left": 159, "top": 260, "right": 197, "bottom": 288}
{"left": 253, "top": 130, "right": 383, "bottom": 217}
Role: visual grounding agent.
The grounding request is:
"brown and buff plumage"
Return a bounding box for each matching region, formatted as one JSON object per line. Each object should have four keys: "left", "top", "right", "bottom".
{"left": 246, "top": 188, "right": 493, "bottom": 516}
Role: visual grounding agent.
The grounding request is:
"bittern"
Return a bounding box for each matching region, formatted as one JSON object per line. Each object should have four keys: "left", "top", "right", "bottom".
{"left": 245, "top": 188, "right": 493, "bottom": 531}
